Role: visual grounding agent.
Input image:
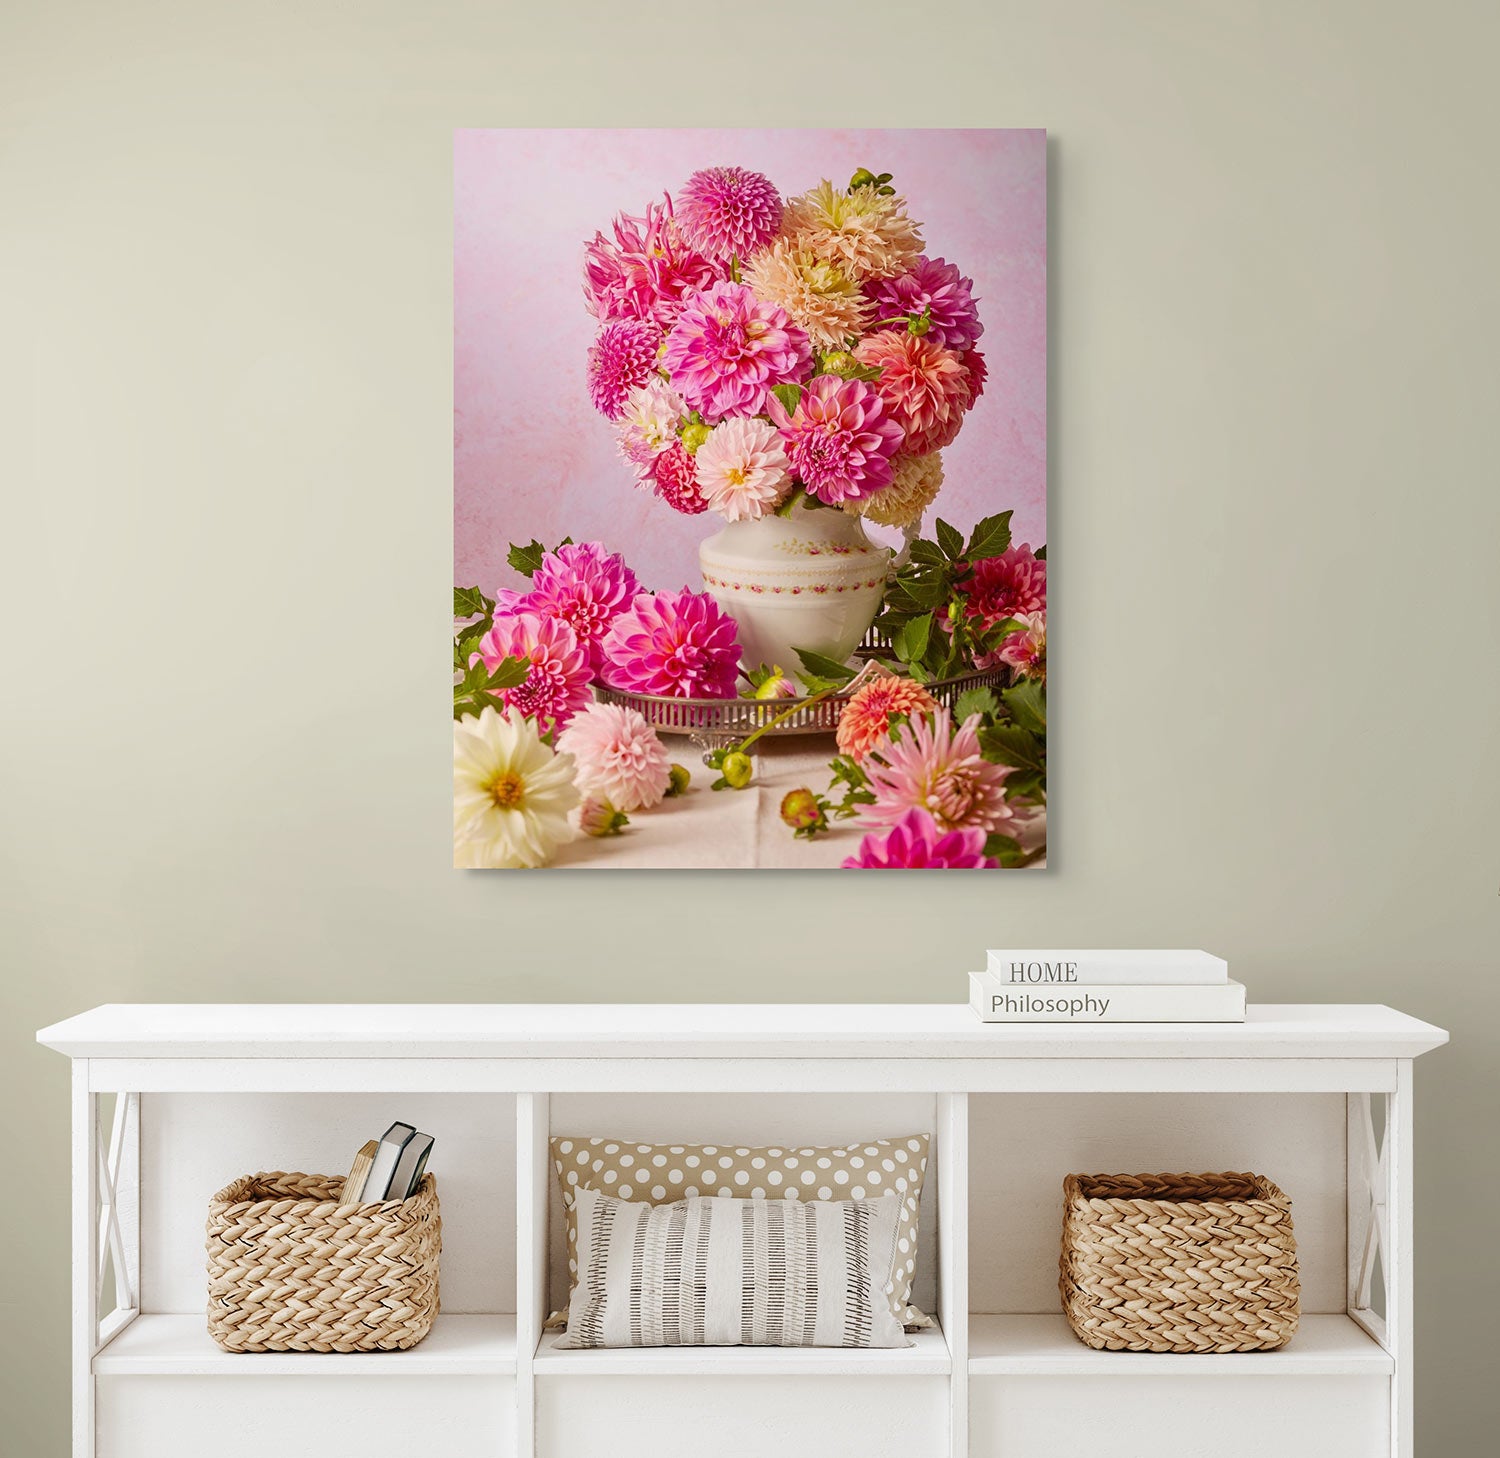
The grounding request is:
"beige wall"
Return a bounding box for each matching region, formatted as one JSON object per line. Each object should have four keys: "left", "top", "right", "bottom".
{"left": 3, "top": 1, "right": 1496, "bottom": 1450}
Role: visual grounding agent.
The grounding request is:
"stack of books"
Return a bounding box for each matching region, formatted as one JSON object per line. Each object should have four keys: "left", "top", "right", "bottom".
{"left": 338, "top": 1120, "right": 436, "bottom": 1205}
{"left": 969, "top": 950, "right": 1244, "bottom": 1022}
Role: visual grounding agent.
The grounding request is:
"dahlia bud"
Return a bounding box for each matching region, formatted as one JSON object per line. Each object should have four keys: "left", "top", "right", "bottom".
{"left": 665, "top": 763, "right": 692, "bottom": 797}
{"left": 754, "top": 667, "right": 798, "bottom": 700}
{"left": 821, "top": 350, "right": 860, "bottom": 379}
{"left": 780, "top": 788, "right": 828, "bottom": 836}
{"left": 574, "top": 797, "right": 629, "bottom": 837}
{"left": 679, "top": 422, "right": 712, "bottom": 454}
{"left": 721, "top": 751, "right": 754, "bottom": 789}
{"left": 849, "top": 168, "right": 877, "bottom": 191}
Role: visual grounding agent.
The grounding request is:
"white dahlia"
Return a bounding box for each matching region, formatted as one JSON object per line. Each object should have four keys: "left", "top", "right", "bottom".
{"left": 454, "top": 706, "right": 580, "bottom": 868}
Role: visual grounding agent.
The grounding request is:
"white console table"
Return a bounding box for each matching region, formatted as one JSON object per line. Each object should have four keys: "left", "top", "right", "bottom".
{"left": 39, "top": 1003, "right": 1447, "bottom": 1458}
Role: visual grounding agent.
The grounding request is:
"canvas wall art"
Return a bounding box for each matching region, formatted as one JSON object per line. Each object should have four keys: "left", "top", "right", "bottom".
{"left": 454, "top": 128, "right": 1046, "bottom": 870}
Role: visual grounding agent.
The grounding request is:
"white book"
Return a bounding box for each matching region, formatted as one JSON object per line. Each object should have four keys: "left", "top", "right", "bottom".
{"left": 970, "top": 971, "right": 1246, "bottom": 1022}
{"left": 985, "top": 949, "right": 1228, "bottom": 985}
{"left": 361, "top": 1121, "right": 417, "bottom": 1202}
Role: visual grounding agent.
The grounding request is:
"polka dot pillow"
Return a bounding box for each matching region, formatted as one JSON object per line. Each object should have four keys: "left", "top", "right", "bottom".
{"left": 550, "top": 1133, "right": 932, "bottom": 1328}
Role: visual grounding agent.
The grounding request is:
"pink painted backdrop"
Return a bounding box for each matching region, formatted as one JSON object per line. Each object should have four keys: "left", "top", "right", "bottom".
{"left": 454, "top": 128, "right": 1046, "bottom": 597}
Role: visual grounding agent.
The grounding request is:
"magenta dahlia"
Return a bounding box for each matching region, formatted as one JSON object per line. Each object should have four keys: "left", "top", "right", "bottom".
{"left": 649, "top": 441, "right": 710, "bottom": 515}
{"left": 965, "top": 544, "right": 1047, "bottom": 630}
{"left": 676, "top": 166, "right": 783, "bottom": 262}
{"left": 767, "top": 374, "right": 903, "bottom": 505}
{"left": 599, "top": 590, "right": 741, "bottom": 699}
{"left": 867, "top": 256, "right": 984, "bottom": 353}
{"left": 660, "top": 282, "right": 811, "bottom": 423}
{"left": 587, "top": 320, "right": 660, "bottom": 421}
{"left": 842, "top": 807, "right": 998, "bottom": 870}
{"left": 504, "top": 542, "right": 642, "bottom": 672}
{"left": 582, "top": 196, "right": 726, "bottom": 330}
{"left": 477, "top": 610, "right": 594, "bottom": 732}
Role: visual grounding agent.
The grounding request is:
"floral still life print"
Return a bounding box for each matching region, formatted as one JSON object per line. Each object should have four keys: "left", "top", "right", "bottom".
{"left": 455, "top": 128, "right": 1046, "bottom": 870}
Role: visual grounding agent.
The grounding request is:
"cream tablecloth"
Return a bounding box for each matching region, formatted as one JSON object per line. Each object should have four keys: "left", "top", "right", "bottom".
{"left": 552, "top": 737, "right": 1045, "bottom": 870}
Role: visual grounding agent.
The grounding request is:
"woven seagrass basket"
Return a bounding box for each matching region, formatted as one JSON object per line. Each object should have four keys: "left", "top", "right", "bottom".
{"left": 206, "top": 1171, "right": 441, "bottom": 1353}
{"left": 1059, "top": 1171, "right": 1299, "bottom": 1353}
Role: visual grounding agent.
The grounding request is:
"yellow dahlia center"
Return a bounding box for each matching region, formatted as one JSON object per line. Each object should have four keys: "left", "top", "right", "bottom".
{"left": 487, "top": 771, "right": 526, "bottom": 810}
{"left": 727, "top": 467, "right": 748, "bottom": 486}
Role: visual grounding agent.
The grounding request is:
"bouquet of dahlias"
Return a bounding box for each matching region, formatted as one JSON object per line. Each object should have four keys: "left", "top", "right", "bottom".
{"left": 584, "top": 166, "right": 986, "bottom": 530}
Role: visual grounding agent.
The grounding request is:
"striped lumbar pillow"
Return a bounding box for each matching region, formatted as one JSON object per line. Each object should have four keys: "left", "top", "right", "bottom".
{"left": 557, "top": 1187, "right": 911, "bottom": 1349}
{"left": 550, "top": 1133, "right": 932, "bottom": 1327}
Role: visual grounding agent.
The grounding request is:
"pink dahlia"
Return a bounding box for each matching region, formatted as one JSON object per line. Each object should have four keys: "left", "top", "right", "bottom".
{"left": 509, "top": 542, "right": 641, "bottom": 672}
{"left": 582, "top": 196, "right": 726, "bottom": 330}
{"left": 994, "top": 611, "right": 1046, "bottom": 680}
{"left": 694, "top": 416, "right": 791, "bottom": 522}
{"left": 556, "top": 701, "right": 673, "bottom": 812}
{"left": 864, "top": 709, "right": 1014, "bottom": 834}
{"left": 854, "top": 330, "right": 976, "bottom": 455}
{"left": 599, "top": 590, "right": 741, "bottom": 699}
{"left": 965, "top": 544, "right": 1047, "bottom": 630}
{"left": 960, "top": 347, "right": 987, "bottom": 404}
{"left": 768, "top": 374, "right": 903, "bottom": 505}
{"left": 649, "top": 441, "right": 710, "bottom": 515}
{"left": 477, "top": 610, "right": 594, "bottom": 732}
{"left": 842, "top": 807, "right": 997, "bottom": 870}
{"left": 867, "top": 256, "right": 984, "bottom": 353}
{"left": 660, "top": 282, "right": 811, "bottom": 423}
{"left": 587, "top": 319, "right": 660, "bottom": 421}
{"left": 835, "top": 675, "right": 939, "bottom": 761}
{"left": 677, "top": 166, "right": 782, "bottom": 262}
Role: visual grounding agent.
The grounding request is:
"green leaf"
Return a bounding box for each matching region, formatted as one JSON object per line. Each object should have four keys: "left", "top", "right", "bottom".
{"left": 1000, "top": 679, "right": 1047, "bottom": 736}
{"left": 965, "top": 511, "right": 1014, "bottom": 561}
{"left": 978, "top": 722, "right": 1045, "bottom": 771}
{"left": 770, "top": 383, "right": 803, "bottom": 417}
{"left": 485, "top": 655, "right": 530, "bottom": 690}
{"left": 984, "top": 833, "right": 1030, "bottom": 867}
{"left": 793, "top": 647, "right": 857, "bottom": 683}
{"left": 506, "top": 540, "right": 547, "bottom": 578}
{"left": 455, "top": 632, "right": 485, "bottom": 668}
{"left": 907, "top": 538, "right": 948, "bottom": 568}
{"left": 893, "top": 573, "right": 949, "bottom": 609}
{"left": 774, "top": 485, "right": 807, "bottom": 519}
{"left": 454, "top": 585, "right": 493, "bottom": 618}
{"left": 1002, "top": 769, "right": 1046, "bottom": 802}
{"left": 954, "top": 686, "right": 1000, "bottom": 722}
{"left": 892, "top": 611, "right": 933, "bottom": 664}
{"left": 935, "top": 519, "right": 964, "bottom": 561}
{"left": 1035, "top": 544, "right": 1047, "bottom": 561}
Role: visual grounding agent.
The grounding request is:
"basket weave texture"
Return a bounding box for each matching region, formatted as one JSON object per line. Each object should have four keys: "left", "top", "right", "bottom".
{"left": 206, "top": 1171, "right": 440, "bottom": 1353}
{"left": 1059, "top": 1171, "right": 1299, "bottom": 1353}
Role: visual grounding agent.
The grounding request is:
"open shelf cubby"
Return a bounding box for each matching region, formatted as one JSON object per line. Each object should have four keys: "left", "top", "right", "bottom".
{"left": 39, "top": 1003, "right": 1446, "bottom": 1458}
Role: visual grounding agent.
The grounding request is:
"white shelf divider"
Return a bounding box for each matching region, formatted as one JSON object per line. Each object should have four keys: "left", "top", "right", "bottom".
{"left": 92, "top": 1313, "right": 517, "bottom": 1376}
{"left": 516, "top": 1092, "right": 550, "bottom": 1458}
{"left": 937, "top": 1092, "right": 968, "bottom": 1458}
{"left": 968, "top": 1314, "right": 1394, "bottom": 1376}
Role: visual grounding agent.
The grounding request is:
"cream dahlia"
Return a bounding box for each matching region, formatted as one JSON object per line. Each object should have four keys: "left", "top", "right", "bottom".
{"left": 863, "top": 709, "right": 1014, "bottom": 834}
{"left": 781, "top": 179, "right": 924, "bottom": 281}
{"left": 846, "top": 451, "right": 944, "bottom": 530}
{"left": 743, "top": 237, "right": 872, "bottom": 348}
{"left": 693, "top": 416, "right": 792, "bottom": 521}
{"left": 557, "top": 701, "right": 673, "bottom": 812}
{"left": 599, "top": 590, "right": 742, "bottom": 699}
{"left": 835, "top": 674, "right": 940, "bottom": 761}
{"left": 477, "top": 610, "right": 594, "bottom": 732}
{"left": 854, "top": 330, "right": 976, "bottom": 455}
{"left": 454, "top": 706, "right": 580, "bottom": 869}
{"left": 661, "top": 282, "right": 811, "bottom": 423}
{"left": 616, "top": 378, "right": 686, "bottom": 467}
{"left": 767, "top": 375, "right": 903, "bottom": 505}
{"left": 676, "top": 166, "right": 782, "bottom": 261}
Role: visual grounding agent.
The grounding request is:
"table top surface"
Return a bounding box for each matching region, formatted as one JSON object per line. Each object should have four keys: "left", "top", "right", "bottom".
{"left": 37, "top": 1002, "right": 1449, "bottom": 1060}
